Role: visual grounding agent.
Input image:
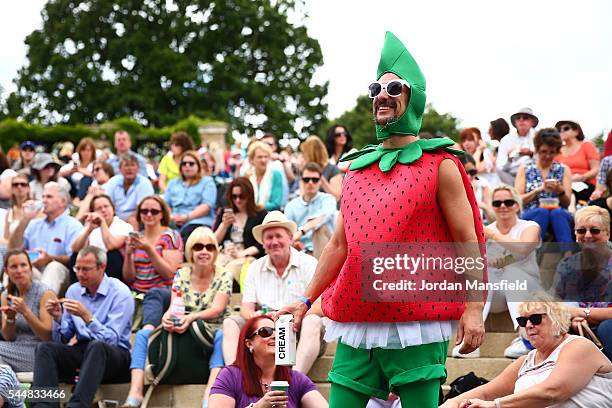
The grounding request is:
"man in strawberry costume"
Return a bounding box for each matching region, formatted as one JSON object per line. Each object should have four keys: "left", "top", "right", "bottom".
{"left": 278, "top": 32, "right": 486, "bottom": 407}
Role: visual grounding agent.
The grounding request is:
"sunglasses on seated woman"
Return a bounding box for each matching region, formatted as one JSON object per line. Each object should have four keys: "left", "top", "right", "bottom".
{"left": 192, "top": 243, "right": 217, "bottom": 252}
{"left": 250, "top": 326, "right": 274, "bottom": 339}
{"left": 492, "top": 199, "right": 517, "bottom": 208}
{"left": 575, "top": 227, "right": 602, "bottom": 235}
{"left": 516, "top": 313, "right": 546, "bottom": 327}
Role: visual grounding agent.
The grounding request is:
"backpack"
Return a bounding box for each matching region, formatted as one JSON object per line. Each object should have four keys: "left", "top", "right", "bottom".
{"left": 142, "top": 320, "right": 216, "bottom": 408}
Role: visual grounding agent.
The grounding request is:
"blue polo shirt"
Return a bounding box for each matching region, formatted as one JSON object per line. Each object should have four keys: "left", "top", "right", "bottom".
{"left": 24, "top": 212, "right": 83, "bottom": 256}
{"left": 284, "top": 192, "right": 337, "bottom": 251}
{"left": 104, "top": 174, "right": 154, "bottom": 221}
{"left": 52, "top": 275, "right": 134, "bottom": 350}
{"left": 107, "top": 150, "right": 148, "bottom": 177}
{"left": 164, "top": 176, "right": 217, "bottom": 228}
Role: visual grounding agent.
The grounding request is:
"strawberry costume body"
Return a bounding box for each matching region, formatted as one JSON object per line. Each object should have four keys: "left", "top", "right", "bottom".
{"left": 322, "top": 146, "right": 486, "bottom": 323}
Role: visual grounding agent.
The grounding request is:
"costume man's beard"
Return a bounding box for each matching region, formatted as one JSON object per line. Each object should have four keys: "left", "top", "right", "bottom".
{"left": 373, "top": 100, "right": 399, "bottom": 126}
{"left": 373, "top": 114, "right": 400, "bottom": 127}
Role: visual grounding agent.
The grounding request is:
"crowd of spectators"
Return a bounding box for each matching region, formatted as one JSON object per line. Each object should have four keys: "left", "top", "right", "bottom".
{"left": 0, "top": 107, "right": 610, "bottom": 407}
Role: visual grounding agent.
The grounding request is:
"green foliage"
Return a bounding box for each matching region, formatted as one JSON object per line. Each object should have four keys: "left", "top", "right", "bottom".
{"left": 420, "top": 104, "right": 461, "bottom": 142}
{"left": 9, "top": 0, "right": 327, "bottom": 138}
{"left": 0, "top": 115, "right": 223, "bottom": 151}
{"left": 591, "top": 131, "right": 605, "bottom": 152}
{"left": 318, "top": 97, "right": 461, "bottom": 149}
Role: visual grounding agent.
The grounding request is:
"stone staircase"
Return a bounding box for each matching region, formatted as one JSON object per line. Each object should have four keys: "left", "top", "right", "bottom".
{"left": 16, "top": 295, "right": 519, "bottom": 407}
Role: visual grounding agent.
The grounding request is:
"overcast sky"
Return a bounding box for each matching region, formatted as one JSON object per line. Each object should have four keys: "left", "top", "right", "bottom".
{"left": 2, "top": 0, "right": 611, "bottom": 139}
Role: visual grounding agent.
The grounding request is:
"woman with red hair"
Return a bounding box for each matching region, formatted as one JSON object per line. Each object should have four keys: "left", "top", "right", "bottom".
{"left": 209, "top": 315, "right": 327, "bottom": 408}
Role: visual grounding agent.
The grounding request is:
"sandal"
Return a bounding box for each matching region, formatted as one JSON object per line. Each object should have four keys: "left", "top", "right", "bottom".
{"left": 120, "top": 396, "right": 143, "bottom": 408}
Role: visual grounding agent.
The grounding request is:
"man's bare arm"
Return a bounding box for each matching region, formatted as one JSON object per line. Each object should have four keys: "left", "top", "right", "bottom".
{"left": 438, "top": 158, "right": 485, "bottom": 353}
{"left": 303, "top": 212, "right": 347, "bottom": 302}
{"left": 276, "top": 212, "right": 347, "bottom": 329}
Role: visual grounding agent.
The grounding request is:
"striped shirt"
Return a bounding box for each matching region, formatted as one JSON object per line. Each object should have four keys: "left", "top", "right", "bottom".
{"left": 242, "top": 247, "right": 317, "bottom": 311}
{"left": 132, "top": 229, "right": 182, "bottom": 293}
{"left": 0, "top": 365, "right": 25, "bottom": 408}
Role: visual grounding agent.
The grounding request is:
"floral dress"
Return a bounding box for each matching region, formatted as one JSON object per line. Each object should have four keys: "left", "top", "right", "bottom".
{"left": 171, "top": 265, "right": 233, "bottom": 329}
{"left": 523, "top": 161, "right": 564, "bottom": 210}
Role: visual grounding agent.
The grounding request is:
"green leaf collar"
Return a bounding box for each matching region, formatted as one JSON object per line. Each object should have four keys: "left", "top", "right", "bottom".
{"left": 340, "top": 137, "right": 464, "bottom": 172}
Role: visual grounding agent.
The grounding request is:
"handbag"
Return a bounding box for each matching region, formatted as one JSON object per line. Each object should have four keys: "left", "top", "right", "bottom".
{"left": 576, "top": 320, "right": 604, "bottom": 350}
{"left": 142, "top": 320, "right": 216, "bottom": 408}
{"left": 443, "top": 371, "right": 489, "bottom": 402}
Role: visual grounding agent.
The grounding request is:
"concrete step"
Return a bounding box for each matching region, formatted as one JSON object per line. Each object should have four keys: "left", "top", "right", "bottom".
{"left": 446, "top": 357, "right": 513, "bottom": 382}
{"left": 447, "top": 332, "right": 517, "bottom": 357}
{"left": 308, "top": 355, "right": 514, "bottom": 384}
{"left": 485, "top": 311, "right": 515, "bottom": 333}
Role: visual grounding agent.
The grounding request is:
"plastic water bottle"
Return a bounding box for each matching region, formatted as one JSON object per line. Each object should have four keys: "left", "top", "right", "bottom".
{"left": 170, "top": 289, "right": 185, "bottom": 326}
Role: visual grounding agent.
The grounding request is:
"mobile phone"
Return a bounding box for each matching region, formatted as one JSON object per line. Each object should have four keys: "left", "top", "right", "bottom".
{"left": 129, "top": 231, "right": 143, "bottom": 239}
{"left": 224, "top": 208, "right": 234, "bottom": 214}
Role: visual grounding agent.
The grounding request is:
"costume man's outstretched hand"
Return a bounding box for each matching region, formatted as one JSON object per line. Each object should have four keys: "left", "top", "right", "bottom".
{"left": 456, "top": 304, "right": 485, "bottom": 354}
{"left": 272, "top": 302, "right": 309, "bottom": 332}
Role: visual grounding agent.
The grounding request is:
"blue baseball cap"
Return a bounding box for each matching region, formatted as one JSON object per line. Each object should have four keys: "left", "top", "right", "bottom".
{"left": 20, "top": 141, "right": 36, "bottom": 150}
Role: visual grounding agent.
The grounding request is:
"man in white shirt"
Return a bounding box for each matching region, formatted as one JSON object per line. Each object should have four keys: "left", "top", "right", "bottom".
{"left": 221, "top": 211, "right": 323, "bottom": 374}
{"left": 496, "top": 107, "right": 538, "bottom": 185}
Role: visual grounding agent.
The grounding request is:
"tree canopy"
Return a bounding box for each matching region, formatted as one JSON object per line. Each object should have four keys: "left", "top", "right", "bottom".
{"left": 320, "top": 95, "right": 461, "bottom": 148}
{"left": 8, "top": 0, "right": 327, "bottom": 138}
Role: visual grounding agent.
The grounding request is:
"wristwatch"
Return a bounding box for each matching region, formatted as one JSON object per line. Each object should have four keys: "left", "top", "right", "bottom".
{"left": 584, "top": 307, "right": 591, "bottom": 320}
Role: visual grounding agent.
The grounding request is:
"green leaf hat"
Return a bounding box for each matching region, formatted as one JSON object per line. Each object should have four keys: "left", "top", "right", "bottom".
{"left": 375, "top": 31, "right": 427, "bottom": 141}
{"left": 340, "top": 32, "right": 461, "bottom": 172}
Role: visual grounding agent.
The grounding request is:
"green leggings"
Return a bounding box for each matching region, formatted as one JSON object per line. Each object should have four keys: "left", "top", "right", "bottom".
{"left": 329, "top": 379, "right": 440, "bottom": 408}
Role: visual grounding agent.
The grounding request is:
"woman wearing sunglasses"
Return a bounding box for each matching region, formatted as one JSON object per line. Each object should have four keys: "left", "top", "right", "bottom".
{"left": 300, "top": 136, "right": 343, "bottom": 202}
{"left": 122, "top": 227, "right": 232, "bottom": 408}
{"left": 453, "top": 185, "right": 542, "bottom": 359}
{"left": 122, "top": 195, "right": 183, "bottom": 403}
{"left": 214, "top": 177, "right": 267, "bottom": 285}
{"left": 515, "top": 128, "right": 573, "bottom": 252}
{"left": 553, "top": 206, "right": 612, "bottom": 361}
{"left": 325, "top": 124, "right": 356, "bottom": 173}
{"left": 158, "top": 131, "right": 195, "bottom": 193}
{"left": 209, "top": 315, "right": 328, "bottom": 408}
{"left": 164, "top": 150, "right": 217, "bottom": 245}
{"left": 553, "top": 120, "right": 599, "bottom": 203}
{"left": 3, "top": 174, "right": 33, "bottom": 244}
{"left": 441, "top": 293, "right": 612, "bottom": 408}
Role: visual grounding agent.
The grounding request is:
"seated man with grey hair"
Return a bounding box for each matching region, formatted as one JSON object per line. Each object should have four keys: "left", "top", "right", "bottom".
{"left": 32, "top": 246, "right": 133, "bottom": 408}
{"left": 9, "top": 181, "right": 82, "bottom": 295}
{"left": 103, "top": 153, "right": 154, "bottom": 228}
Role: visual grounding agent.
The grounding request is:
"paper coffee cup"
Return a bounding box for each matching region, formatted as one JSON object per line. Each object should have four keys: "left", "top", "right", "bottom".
{"left": 270, "top": 380, "right": 290, "bottom": 393}
{"left": 275, "top": 314, "right": 297, "bottom": 366}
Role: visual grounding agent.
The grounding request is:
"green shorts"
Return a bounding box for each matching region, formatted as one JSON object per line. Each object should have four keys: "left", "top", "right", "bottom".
{"left": 328, "top": 341, "right": 448, "bottom": 400}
